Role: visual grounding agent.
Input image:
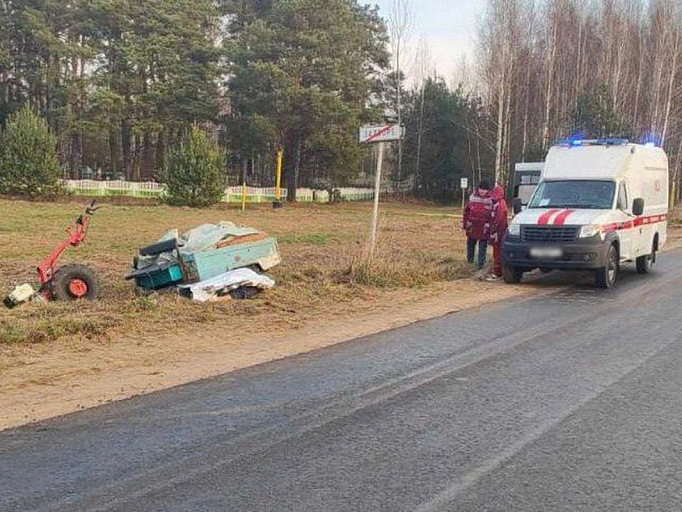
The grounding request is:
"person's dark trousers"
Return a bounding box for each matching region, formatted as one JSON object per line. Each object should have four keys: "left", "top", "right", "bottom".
{"left": 467, "top": 237, "right": 488, "bottom": 269}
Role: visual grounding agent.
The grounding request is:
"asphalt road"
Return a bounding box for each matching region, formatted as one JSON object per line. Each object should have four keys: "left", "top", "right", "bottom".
{"left": 3, "top": 251, "right": 682, "bottom": 512}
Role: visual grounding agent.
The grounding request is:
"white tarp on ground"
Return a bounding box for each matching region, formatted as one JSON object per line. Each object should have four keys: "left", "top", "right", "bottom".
{"left": 179, "top": 268, "right": 275, "bottom": 302}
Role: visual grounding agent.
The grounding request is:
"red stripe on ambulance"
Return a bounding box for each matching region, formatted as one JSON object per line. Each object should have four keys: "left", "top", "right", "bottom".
{"left": 538, "top": 209, "right": 560, "bottom": 225}
{"left": 603, "top": 214, "right": 667, "bottom": 233}
{"left": 553, "top": 210, "right": 575, "bottom": 226}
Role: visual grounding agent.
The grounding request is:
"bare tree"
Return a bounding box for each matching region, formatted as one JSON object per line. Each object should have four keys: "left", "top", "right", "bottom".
{"left": 388, "top": 0, "right": 413, "bottom": 184}
{"left": 413, "top": 36, "right": 433, "bottom": 190}
{"left": 476, "top": 0, "right": 682, "bottom": 196}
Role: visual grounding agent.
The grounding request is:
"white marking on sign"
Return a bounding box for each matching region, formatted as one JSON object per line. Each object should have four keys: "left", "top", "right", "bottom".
{"left": 461, "top": 178, "right": 469, "bottom": 189}
{"left": 359, "top": 124, "right": 403, "bottom": 143}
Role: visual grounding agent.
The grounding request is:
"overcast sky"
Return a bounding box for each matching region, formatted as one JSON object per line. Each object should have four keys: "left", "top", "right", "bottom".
{"left": 370, "top": 0, "right": 486, "bottom": 85}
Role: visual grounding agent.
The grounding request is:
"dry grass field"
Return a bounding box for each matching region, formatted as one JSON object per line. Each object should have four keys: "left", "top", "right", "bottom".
{"left": 0, "top": 199, "right": 471, "bottom": 346}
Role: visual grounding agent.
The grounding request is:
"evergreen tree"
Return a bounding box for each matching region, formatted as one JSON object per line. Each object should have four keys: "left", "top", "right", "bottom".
{"left": 570, "top": 84, "right": 632, "bottom": 139}
{"left": 224, "top": 0, "right": 389, "bottom": 200}
{"left": 0, "top": 105, "right": 62, "bottom": 197}
{"left": 163, "top": 126, "right": 225, "bottom": 208}
{"left": 402, "top": 78, "right": 495, "bottom": 201}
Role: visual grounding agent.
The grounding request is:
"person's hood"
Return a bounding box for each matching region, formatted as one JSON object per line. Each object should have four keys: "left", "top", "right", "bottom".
{"left": 491, "top": 185, "right": 505, "bottom": 202}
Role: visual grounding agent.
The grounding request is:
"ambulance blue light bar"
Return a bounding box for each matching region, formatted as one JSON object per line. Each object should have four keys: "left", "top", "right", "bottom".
{"left": 557, "top": 138, "right": 630, "bottom": 147}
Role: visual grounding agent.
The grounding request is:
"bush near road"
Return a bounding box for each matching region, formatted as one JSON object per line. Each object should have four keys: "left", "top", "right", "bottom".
{"left": 0, "top": 200, "right": 469, "bottom": 346}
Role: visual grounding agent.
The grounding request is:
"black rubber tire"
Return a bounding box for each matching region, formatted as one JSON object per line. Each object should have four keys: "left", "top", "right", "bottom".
{"left": 502, "top": 266, "right": 523, "bottom": 284}
{"left": 595, "top": 244, "right": 619, "bottom": 289}
{"left": 50, "top": 264, "right": 100, "bottom": 301}
{"left": 540, "top": 267, "right": 552, "bottom": 274}
{"left": 636, "top": 246, "right": 656, "bottom": 274}
{"left": 229, "top": 287, "right": 261, "bottom": 300}
{"left": 139, "top": 239, "right": 178, "bottom": 257}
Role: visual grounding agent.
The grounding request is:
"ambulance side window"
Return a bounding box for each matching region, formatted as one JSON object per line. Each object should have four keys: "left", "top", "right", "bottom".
{"left": 617, "top": 183, "right": 629, "bottom": 211}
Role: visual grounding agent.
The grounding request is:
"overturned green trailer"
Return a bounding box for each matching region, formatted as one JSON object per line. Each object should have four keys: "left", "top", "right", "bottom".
{"left": 126, "top": 223, "right": 281, "bottom": 291}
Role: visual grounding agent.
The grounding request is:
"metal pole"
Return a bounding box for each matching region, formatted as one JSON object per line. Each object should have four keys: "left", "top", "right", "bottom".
{"left": 369, "top": 142, "right": 385, "bottom": 257}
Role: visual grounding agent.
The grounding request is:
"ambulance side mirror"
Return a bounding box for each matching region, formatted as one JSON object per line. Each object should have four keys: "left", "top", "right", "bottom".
{"left": 513, "top": 198, "right": 524, "bottom": 215}
{"left": 632, "top": 198, "right": 645, "bottom": 216}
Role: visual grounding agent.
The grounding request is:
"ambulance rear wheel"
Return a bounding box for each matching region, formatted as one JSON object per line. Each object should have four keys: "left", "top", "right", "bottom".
{"left": 595, "top": 244, "right": 619, "bottom": 289}
{"left": 636, "top": 246, "right": 656, "bottom": 274}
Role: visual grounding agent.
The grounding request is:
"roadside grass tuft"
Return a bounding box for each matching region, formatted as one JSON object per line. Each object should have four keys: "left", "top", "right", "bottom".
{"left": 343, "top": 250, "right": 472, "bottom": 289}
{"left": 124, "top": 294, "right": 162, "bottom": 314}
{"left": 0, "top": 315, "right": 110, "bottom": 345}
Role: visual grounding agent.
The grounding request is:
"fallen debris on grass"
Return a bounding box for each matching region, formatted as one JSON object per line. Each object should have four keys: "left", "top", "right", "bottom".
{"left": 3, "top": 283, "right": 37, "bottom": 308}
{"left": 126, "top": 221, "right": 281, "bottom": 299}
{"left": 179, "top": 268, "right": 275, "bottom": 302}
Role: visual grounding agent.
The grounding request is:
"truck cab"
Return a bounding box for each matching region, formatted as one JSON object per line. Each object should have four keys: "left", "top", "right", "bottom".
{"left": 503, "top": 140, "right": 669, "bottom": 288}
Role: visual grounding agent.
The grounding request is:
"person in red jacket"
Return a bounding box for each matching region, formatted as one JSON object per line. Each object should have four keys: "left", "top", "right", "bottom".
{"left": 462, "top": 180, "right": 493, "bottom": 269}
{"left": 486, "top": 184, "right": 509, "bottom": 281}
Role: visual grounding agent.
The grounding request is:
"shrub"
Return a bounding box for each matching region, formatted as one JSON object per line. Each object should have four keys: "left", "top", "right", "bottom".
{"left": 163, "top": 126, "right": 226, "bottom": 207}
{"left": 0, "top": 105, "right": 62, "bottom": 197}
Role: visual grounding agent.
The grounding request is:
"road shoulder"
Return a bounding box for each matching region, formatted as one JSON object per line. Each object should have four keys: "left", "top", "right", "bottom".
{"left": 0, "top": 279, "right": 536, "bottom": 431}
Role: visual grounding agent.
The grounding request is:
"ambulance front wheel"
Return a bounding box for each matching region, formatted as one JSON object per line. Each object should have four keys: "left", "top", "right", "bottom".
{"left": 595, "top": 244, "right": 619, "bottom": 289}
{"left": 503, "top": 266, "right": 524, "bottom": 284}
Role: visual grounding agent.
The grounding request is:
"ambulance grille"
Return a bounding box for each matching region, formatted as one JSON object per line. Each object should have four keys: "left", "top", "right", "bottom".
{"left": 522, "top": 226, "right": 579, "bottom": 243}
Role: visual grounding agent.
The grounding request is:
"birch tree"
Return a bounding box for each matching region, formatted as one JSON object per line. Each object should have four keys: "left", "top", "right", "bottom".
{"left": 388, "top": 0, "right": 412, "bottom": 183}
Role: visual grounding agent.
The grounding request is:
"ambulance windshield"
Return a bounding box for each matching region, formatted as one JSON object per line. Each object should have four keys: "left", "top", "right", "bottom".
{"left": 529, "top": 180, "right": 615, "bottom": 210}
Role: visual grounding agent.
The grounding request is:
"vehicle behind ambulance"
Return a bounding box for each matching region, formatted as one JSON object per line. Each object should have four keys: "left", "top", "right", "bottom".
{"left": 502, "top": 139, "right": 668, "bottom": 288}
{"left": 513, "top": 162, "right": 544, "bottom": 208}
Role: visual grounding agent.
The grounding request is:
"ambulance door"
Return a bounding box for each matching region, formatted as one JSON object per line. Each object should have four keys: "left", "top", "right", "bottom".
{"left": 616, "top": 181, "right": 635, "bottom": 261}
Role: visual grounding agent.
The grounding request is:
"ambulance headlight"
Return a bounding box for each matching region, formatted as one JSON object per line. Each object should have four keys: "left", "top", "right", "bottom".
{"left": 579, "top": 225, "right": 601, "bottom": 239}
{"left": 508, "top": 224, "right": 521, "bottom": 237}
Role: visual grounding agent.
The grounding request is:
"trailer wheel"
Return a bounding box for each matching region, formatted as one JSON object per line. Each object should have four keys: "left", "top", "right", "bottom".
{"left": 51, "top": 264, "right": 100, "bottom": 301}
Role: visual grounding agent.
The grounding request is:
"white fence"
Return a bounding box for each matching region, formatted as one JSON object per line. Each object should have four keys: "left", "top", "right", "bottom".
{"left": 62, "top": 180, "right": 389, "bottom": 203}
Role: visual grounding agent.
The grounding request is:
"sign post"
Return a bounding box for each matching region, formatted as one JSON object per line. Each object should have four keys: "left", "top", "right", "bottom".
{"left": 460, "top": 177, "right": 469, "bottom": 211}
{"left": 369, "top": 142, "right": 385, "bottom": 255}
{"left": 359, "top": 124, "right": 404, "bottom": 257}
{"left": 274, "top": 146, "right": 283, "bottom": 209}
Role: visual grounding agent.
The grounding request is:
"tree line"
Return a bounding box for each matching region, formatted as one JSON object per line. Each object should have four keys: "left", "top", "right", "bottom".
{"left": 2, "top": 0, "right": 682, "bottom": 204}
{"left": 477, "top": 0, "right": 682, "bottom": 203}
{"left": 0, "top": 0, "right": 392, "bottom": 201}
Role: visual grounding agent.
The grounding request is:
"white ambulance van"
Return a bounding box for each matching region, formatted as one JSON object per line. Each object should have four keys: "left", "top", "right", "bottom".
{"left": 502, "top": 139, "right": 668, "bottom": 288}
